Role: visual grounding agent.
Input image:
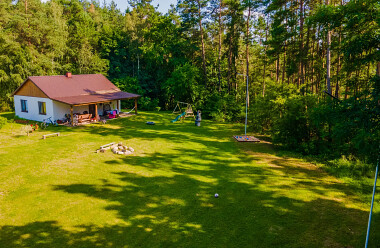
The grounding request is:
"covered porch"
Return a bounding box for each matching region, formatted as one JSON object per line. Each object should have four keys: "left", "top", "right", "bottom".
{"left": 52, "top": 91, "right": 140, "bottom": 126}
{"left": 69, "top": 98, "right": 138, "bottom": 125}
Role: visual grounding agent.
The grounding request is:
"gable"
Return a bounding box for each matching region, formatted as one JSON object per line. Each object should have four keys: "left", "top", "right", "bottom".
{"left": 14, "top": 79, "right": 49, "bottom": 98}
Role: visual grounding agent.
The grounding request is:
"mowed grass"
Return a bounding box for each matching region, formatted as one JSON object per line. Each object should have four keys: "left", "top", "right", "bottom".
{"left": 0, "top": 111, "right": 379, "bottom": 247}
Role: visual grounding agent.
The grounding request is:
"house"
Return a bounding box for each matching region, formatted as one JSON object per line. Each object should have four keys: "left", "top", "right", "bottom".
{"left": 12, "top": 73, "right": 140, "bottom": 125}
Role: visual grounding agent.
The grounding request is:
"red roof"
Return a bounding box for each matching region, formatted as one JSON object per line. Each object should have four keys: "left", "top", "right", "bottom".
{"left": 16, "top": 74, "right": 140, "bottom": 105}
{"left": 53, "top": 91, "right": 139, "bottom": 105}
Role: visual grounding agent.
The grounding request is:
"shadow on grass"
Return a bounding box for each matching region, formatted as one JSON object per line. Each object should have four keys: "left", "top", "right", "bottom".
{"left": 1, "top": 172, "right": 376, "bottom": 247}
{"left": 0, "top": 112, "right": 378, "bottom": 247}
{"left": 48, "top": 147, "right": 374, "bottom": 247}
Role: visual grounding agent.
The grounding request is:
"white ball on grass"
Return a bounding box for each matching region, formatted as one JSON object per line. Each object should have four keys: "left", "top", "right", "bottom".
{"left": 214, "top": 193, "right": 219, "bottom": 198}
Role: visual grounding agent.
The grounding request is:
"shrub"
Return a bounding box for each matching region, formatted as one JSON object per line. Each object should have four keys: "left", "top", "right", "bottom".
{"left": 271, "top": 94, "right": 318, "bottom": 153}
{"left": 0, "top": 116, "right": 7, "bottom": 130}
{"left": 203, "top": 92, "right": 243, "bottom": 122}
{"left": 326, "top": 156, "right": 374, "bottom": 179}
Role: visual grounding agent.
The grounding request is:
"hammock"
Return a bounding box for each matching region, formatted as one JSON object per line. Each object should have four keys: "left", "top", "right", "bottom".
{"left": 124, "top": 106, "right": 136, "bottom": 114}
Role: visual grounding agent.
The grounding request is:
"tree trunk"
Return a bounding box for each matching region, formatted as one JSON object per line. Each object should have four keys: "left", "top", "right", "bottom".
{"left": 263, "top": 16, "right": 268, "bottom": 96}
{"left": 196, "top": 0, "right": 207, "bottom": 86}
{"left": 290, "top": 0, "right": 296, "bottom": 85}
{"left": 276, "top": 57, "right": 280, "bottom": 82}
{"left": 315, "top": 25, "right": 321, "bottom": 94}
{"left": 326, "top": 0, "right": 332, "bottom": 94}
{"left": 218, "top": 0, "right": 222, "bottom": 93}
{"left": 227, "top": 34, "right": 232, "bottom": 93}
{"left": 335, "top": 27, "right": 342, "bottom": 98}
{"left": 282, "top": 42, "right": 286, "bottom": 85}
{"left": 305, "top": 20, "right": 311, "bottom": 93}
{"left": 282, "top": 3, "right": 287, "bottom": 85}
{"left": 299, "top": 0, "right": 305, "bottom": 88}
{"left": 311, "top": 30, "right": 315, "bottom": 93}
{"left": 345, "top": 71, "right": 351, "bottom": 99}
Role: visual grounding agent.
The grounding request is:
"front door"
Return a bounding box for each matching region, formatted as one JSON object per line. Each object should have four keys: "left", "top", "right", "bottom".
{"left": 89, "top": 104, "right": 96, "bottom": 117}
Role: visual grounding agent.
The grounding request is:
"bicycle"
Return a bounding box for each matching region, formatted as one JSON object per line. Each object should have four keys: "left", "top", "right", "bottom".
{"left": 41, "top": 117, "right": 57, "bottom": 129}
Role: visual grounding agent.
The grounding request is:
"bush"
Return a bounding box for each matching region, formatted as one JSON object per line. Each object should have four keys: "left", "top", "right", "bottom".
{"left": 271, "top": 94, "right": 319, "bottom": 153}
{"left": 0, "top": 116, "right": 7, "bottom": 130}
{"left": 139, "top": 97, "right": 159, "bottom": 111}
{"left": 325, "top": 156, "right": 374, "bottom": 179}
{"left": 249, "top": 81, "right": 299, "bottom": 134}
{"left": 202, "top": 92, "right": 244, "bottom": 122}
{"left": 263, "top": 76, "right": 379, "bottom": 164}
{"left": 164, "top": 63, "right": 201, "bottom": 105}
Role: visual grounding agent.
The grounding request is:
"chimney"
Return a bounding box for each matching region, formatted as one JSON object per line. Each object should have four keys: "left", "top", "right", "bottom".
{"left": 65, "top": 72, "right": 72, "bottom": 78}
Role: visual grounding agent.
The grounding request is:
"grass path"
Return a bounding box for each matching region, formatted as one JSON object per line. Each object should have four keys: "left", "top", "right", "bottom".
{"left": 0, "top": 111, "right": 378, "bottom": 247}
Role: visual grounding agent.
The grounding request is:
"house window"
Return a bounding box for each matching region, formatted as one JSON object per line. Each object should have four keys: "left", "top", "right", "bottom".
{"left": 20, "top": 99, "right": 28, "bottom": 113}
{"left": 38, "top": 101, "right": 46, "bottom": 115}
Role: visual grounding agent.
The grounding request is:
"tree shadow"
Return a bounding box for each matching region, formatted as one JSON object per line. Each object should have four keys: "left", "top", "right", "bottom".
{"left": 1, "top": 112, "right": 378, "bottom": 247}
{"left": 1, "top": 174, "right": 373, "bottom": 247}
{"left": 49, "top": 146, "right": 374, "bottom": 247}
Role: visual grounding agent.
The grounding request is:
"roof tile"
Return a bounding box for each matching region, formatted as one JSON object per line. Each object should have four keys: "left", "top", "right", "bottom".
{"left": 18, "top": 74, "right": 140, "bottom": 105}
{"left": 29, "top": 74, "right": 121, "bottom": 98}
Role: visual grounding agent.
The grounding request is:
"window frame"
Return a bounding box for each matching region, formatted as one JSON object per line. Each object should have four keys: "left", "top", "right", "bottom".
{"left": 38, "top": 101, "right": 47, "bottom": 115}
{"left": 20, "top": 99, "right": 28, "bottom": 113}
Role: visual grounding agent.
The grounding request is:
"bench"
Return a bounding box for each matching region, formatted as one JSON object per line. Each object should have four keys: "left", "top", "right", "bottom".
{"left": 77, "top": 114, "right": 92, "bottom": 123}
{"left": 42, "top": 133, "right": 60, "bottom": 139}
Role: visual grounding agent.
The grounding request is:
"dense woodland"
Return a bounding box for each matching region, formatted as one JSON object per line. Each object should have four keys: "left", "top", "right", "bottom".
{"left": 0, "top": 0, "right": 379, "bottom": 164}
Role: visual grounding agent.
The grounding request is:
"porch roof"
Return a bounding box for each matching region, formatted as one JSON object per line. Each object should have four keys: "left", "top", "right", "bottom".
{"left": 52, "top": 91, "right": 140, "bottom": 106}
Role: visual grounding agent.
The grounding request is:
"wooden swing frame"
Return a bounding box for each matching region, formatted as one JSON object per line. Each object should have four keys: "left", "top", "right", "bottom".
{"left": 172, "top": 101, "right": 195, "bottom": 118}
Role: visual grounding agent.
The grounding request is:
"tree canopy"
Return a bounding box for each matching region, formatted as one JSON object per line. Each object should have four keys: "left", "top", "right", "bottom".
{"left": 0, "top": 0, "right": 379, "bottom": 162}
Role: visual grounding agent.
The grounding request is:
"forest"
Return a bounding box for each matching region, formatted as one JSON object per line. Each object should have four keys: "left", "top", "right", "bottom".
{"left": 0, "top": 0, "right": 379, "bottom": 164}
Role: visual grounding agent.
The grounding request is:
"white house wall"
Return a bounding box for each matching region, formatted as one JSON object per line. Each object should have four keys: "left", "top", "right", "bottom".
{"left": 52, "top": 101, "right": 70, "bottom": 121}
{"left": 73, "top": 105, "right": 90, "bottom": 115}
{"left": 15, "top": 96, "right": 121, "bottom": 122}
{"left": 14, "top": 95, "right": 54, "bottom": 122}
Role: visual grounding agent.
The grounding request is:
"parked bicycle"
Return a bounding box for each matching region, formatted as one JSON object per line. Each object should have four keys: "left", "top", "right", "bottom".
{"left": 41, "top": 117, "right": 57, "bottom": 129}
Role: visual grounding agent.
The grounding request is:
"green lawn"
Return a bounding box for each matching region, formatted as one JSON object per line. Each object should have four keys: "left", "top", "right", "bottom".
{"left": 0, "top": 111, "right": 378, "bottom": 247}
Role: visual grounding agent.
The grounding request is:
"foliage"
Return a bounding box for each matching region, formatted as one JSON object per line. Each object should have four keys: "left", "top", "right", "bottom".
{"left": 164, "top": 63, "right": 202, "bottom": 104}
{"left": 202, "top": 92, "right": 243, "bottom": 122}
{"left": 0, "top": 116, "right": 6, "bottom": 129}
{"left": 0, "top": 0, "right": 379, "bottom": 170}
{"left": 271, "top": 94, "right": 319, "bottom": 153}
{"left": 265, "top": 80, "right": 380, "bottom": 163}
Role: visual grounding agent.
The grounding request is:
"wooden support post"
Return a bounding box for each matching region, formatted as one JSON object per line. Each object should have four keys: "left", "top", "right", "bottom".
{"left": 70, "top": 105, "right": 73, "bottom": 126}
{"left": 95, "top": 104, "right": 99, "bottom": 121}
{"left": 134, "top": 98, "right": 138, "bottom": 114}
{"left": 117, "top": 100, "right": 120, "bottom": 113}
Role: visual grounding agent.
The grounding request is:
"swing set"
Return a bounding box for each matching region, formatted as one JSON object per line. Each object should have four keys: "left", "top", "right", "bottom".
{"left": 172, "top": 101, "right": 195, "bottom": 118}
